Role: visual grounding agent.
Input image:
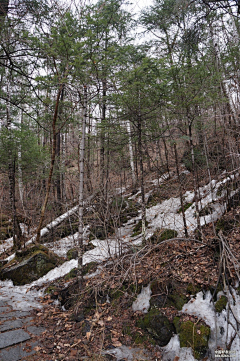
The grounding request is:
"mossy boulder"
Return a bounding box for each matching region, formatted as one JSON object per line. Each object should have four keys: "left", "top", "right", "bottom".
{"left": 215, "top": 295, "right": 228, "bottom": 313}
{"left": 149, "top": 228, "right": 178, "bottom": 244}
{"left": 186, "top": 283, "right": 202, "bottom": 296}
{"left": 67, "top": 248, "right": 78, "bottom": 260}
{"left": 174, "top": 318, "right": 210, "bottom": 360}
{"left": 137, "top": 309, "right": 175, "bottom": 346}
{"left": 64, "top": 268, "right": 78, "bottom": 280}
{"left": 0, "top": 245, "right": 62, "bottom": 285}
{"left": 82, "top": 261, "right": 98, "bottom": 276}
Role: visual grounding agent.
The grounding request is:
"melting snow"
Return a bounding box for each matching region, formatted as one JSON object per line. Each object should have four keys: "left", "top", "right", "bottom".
{"left": 161, "top": 334, "right": 195, "bottom": 361}
{"left": 103, "top": 345, "right": 151, "bottom": 360}
{"left": 132, "top": 284, "right": 151, "bottom": 313}
{"left": 181, "top": 290, "right": 240, "bottom": 358}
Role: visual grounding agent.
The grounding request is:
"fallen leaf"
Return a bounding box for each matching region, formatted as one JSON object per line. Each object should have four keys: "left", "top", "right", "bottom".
{"left": 34, "top": 346, "right": 42, "bottom": 352}
{"left": 112, "top": 341, "right": 122, "bottom": 347}
{"left": 86, "top": 331, "right": 91, "bottom": 341}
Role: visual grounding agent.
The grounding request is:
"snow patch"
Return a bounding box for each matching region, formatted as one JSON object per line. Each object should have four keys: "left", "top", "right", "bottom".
{"left": 161, "top": 334, "right": 195, "bottom": 361}
{"left": 103, "top": 345, "right": 151, "bottom": 360}
{"left": 132, "top": 284, "right": 151, "bottom": 313}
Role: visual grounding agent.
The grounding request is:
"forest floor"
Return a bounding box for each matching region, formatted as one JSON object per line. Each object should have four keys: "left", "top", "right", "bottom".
{"left": 23, "top": 206, "right": 240, "bottom": 361}
{"left": 1, "top": 168, "right": 240, "bottom": 360}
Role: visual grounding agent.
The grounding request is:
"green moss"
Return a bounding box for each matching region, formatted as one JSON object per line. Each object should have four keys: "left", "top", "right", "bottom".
{"left": 134, "top": 331, "right": 156, "bottom": 345}
{"left": 149, "top": 228, "right": 178, "bottom": 244}
{"left": 215, "top": 295, "right": 228, "bottom": 313}
{"left": 167, "top": 293, "right": 187, "bottom": 311}
{"left": 82, "top": 261, "right": 98, "bottom": 276}
{"left": 1, "top": 246, "right": 62, "bottom": 285}
{"left": 15, "top": 244, "right": 51, "bottom": 261}
{"left": 131, "top": 220, "right": 149, "bottom": 237}
{"left": 179, "top": 320, "right": 210, "bottom": 360}
{"left": 173, "top": 316, "right": 180, "bottom": 333}
{"left": 177, "top": 202, "right": 193, "bottom": 214}
{"left": 44, "top": 285, "right": 57, "bottom": 294}
{"left": 67, "top": 248, "right": 78, "bottom": 260}
{"left": 137, "top": 309, "right": 174, "bottom": 346}
{"left": 187, "top": 283, "right": 202, "bottom": 295}
{"left": 64, "top": 268, "right": 78, "bottom": 280}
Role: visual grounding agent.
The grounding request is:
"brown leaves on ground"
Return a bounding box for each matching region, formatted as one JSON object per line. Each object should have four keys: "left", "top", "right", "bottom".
{"left": 27, "top": 204, "right": 240, "bottom": 360}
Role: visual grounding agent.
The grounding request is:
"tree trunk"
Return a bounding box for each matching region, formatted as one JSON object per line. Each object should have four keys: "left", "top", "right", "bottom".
{"left": 78, "top": 85, "right": 87, "bottom": 289}
{"left": 174, "top": 143, "right": 188, "bottom": 238}
{"left": 56, "top": 87, "right": 64, "bottom": 206}
{"left": 126, "top": 120, "right": 136, "bottom": 187}
{"left": 189, "top": 122, "right": 201, "bottom": 240}
{"left": 137, "top": 115, "right": 146, "bottom": 244}
{"left": 9, "top": 159, "right": 22, "bottom": 249}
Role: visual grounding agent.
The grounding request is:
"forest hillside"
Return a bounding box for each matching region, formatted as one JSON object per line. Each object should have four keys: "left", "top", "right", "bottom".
{"left": 1, "top": 0, "right": 240, "bottom": 360}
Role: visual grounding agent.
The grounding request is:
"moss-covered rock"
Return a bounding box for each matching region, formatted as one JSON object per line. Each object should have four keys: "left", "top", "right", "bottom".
{"left": 64, "top": 268, "right": 78, "bottom": 280}
{"left": 137, "top": 309, "right": 175, "bottom": 346}
{"left": 149, "top": 228, "right": 178, "bottom": 244}
{"left": 67, "top": 248, "right": 78, "bottom": 260}
{"left": 215, "top": 295, "right": 228, "bottom": 313}
{"left": 186, "top": 283, "right": 202, "bottom": 296}
{"left": 82, "top": 261, "right": 98, "bottom": 276}
{"left": 0, "top": 245, "right": 62, "bottom": 285}
{"left": 177, "top": 319, "right": 210, "bottom": 360}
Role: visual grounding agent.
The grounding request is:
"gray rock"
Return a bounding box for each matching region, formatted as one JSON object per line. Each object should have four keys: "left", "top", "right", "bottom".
{"left": 0, "top": 310, "right": 31, "bottom": 319}
{"left": 0, "top": 319, "right": 23, "bottom": 332}
{"left": 0, "top": 341, "right": 38, "bottom": 361}
{"left": 0, "top": 329, "right": 30, "bottom": 349}
{"left": 0, "top": 246, "right": 61, "bottom": 285}
{"left": 27, "top": 325, "right": 45, "bottom": 336}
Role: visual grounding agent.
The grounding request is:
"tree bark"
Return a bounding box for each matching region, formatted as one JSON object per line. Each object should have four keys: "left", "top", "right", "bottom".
{"left": 78, "top": 85, "right": 87, "bottom": 288}
{"left": 174, "top": 143, "right": 188, "bottom": 238}
{"left": 126, "top": 120, "right": 136, "bottom": 187}
{"left": 137, "top": 114, "right": 146, "bottom": 244}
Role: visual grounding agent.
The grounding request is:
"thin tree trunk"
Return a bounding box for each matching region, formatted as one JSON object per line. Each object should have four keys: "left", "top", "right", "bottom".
{"left": 9, "top": 159, "right": 22, "bottom": 249}
{"left": 163, "top": 137, "right": 170, "bottom": 176}
{"left": 56, "top": 87, "right": 64, "bottom": 205}
{"left": 137, "top": 115, "right": 146, "bottom": 244}
{"left": 126, "top": 120, "right": 136, "bottom": 187}
{"left": 189, "top": 122, "right": 201, "bottom": 240}
{"left": 174, "top": 143, "right": 188, "bottom": 238}
{"left": 78, "top": 85, "right": 87, "bottom": 288}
